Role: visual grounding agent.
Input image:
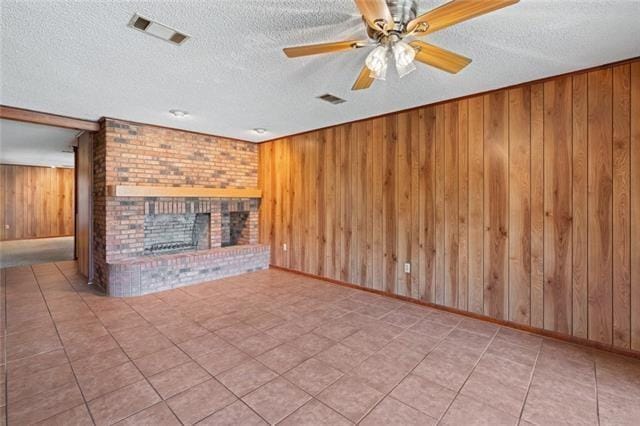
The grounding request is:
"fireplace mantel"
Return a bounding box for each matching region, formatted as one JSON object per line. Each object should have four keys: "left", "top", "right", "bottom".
{"left": 106, "top": 185, "right": 261, "bottom": 198}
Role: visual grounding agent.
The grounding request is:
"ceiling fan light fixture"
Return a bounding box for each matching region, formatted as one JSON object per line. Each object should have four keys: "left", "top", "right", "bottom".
{"left": 365, "top": 45, "right": 389, "bottom": 80}
{"left": 392, "top": 40, "right": 417, "bottom": 78}
{"left": 393, "top": 40, "right": 416, "bottom": 67}
{"left": 396, "top": 60, "right": 416, "bottom": 78}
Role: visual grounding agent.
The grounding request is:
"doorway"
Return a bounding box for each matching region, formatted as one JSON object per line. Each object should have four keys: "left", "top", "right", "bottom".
{"left": 0, "top": 118, "right": 91, "bottom": 271}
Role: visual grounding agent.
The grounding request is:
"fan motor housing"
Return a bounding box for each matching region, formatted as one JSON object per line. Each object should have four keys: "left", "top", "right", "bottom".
{"left": 366, "top": 0, "right": 419, "bottom": 39}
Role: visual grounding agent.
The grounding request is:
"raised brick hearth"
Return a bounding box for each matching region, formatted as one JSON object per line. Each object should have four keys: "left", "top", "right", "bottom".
{"left": 102, "top": 197, "right": 266, "bottom": 296}
{"left": 107, "top": 245, "right": 270, "bottom": 296}
{"left": 101, "top": 197, "right": 266, "bottom": 296}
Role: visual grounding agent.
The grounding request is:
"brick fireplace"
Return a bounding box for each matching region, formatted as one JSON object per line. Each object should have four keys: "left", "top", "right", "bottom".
{"left": 92, "top": 119, "right": 269, "bottom": 296}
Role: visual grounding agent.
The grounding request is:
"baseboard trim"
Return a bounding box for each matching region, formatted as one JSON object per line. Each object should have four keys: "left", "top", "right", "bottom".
{"left": 270, "top": 264, "right": 640, "bottom": 361}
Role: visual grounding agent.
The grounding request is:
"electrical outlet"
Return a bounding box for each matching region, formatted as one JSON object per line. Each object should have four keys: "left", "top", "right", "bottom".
{"left": 404, "top": 262, "right": 411, "bottom": 273}
{"left": 283, "top": 243, "right": 288, "bottom": 251}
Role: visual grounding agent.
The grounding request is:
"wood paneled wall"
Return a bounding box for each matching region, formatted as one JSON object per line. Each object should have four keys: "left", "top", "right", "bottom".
{"left": 1, "top": 164, "right": 74, "bottom": 240}
{"left": 259, "top": 59, "right": 640, "bottom": 352}
{"left": 75, "top": 133, "right": 93, "bottom": 279}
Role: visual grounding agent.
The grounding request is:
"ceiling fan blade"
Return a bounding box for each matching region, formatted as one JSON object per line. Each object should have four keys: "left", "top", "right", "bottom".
{"left": 410, "top": 41, "right": 471, "bottom": 74}
{"left": 407, "top": 0, "right": 519, "bottom": 35}
{"left": 352, "top": 65, "right": 375, "bottom": 90}
{"left": 283, "top": 40, "right": 368, "bottom": 58}
{"left": 354, "top": 0, "right": 394, "bottom": 32}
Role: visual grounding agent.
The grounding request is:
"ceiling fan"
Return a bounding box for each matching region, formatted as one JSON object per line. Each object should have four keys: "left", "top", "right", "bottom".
{"left": 283, "top": 0, "right": 519, "bottom": 90}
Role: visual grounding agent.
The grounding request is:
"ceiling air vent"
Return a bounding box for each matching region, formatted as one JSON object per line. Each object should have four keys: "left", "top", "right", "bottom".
{"left": 128, "top": 14, "right": 190, "bottom": 45}
{"left": 317, "top": 94, "right": 346, "bottom": 105}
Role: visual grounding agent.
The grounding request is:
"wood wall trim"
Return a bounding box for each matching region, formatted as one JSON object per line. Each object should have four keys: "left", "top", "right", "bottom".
{"left": 106, "top": 185, "right": 261, "bottom": 198}
{"left": 0, "top": 105, "right": 99, "bottom": 131}
{"left": 271, "top": 265, "right": 640, "bottom": 360}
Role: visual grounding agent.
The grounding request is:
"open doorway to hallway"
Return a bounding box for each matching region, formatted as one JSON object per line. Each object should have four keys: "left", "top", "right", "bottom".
{"left": 0, "top": 119, "right": 79, "bottom": 268}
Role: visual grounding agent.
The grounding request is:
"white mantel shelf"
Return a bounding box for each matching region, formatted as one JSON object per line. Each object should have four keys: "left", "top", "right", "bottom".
{"left": 106, "top": 185, "right": 261, "bottom": 198}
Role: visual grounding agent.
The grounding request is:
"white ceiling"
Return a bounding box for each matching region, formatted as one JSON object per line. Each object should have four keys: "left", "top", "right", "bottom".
{"left": 1, "top": 1, "right": 639, "bottom": 143}
{"left": 0, "top": 119, "right": 77, "bottom": 167}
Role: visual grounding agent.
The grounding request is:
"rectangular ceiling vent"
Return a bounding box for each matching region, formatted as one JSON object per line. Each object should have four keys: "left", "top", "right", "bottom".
{"left": 317, "top": 94, "right": 346, "bottom": 105}
{"left": 128, "top": 14, "right": 190, "bottom": 45}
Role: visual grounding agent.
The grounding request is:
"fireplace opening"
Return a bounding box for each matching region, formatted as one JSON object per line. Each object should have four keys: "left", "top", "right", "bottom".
{"left": 221, "top": 211, "right": 250, "bottom": 247}
{"left": 144, "top": 212, "right": 210, "bottom": 255}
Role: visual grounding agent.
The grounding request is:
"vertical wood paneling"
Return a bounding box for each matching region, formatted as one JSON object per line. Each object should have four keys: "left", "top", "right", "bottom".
{"left": 483, "top": 91, "right": 509, "bottom": 320}
{"left": 324, "top": 129, "right": 337, "bottom": 279}
{"left": 350, "top": 125, "right": 361, "bottom": 284}
{"left": 372, "top": 118, "right": 384, "bottom": 290}
{"left": 364, "top": 121, "right": 374, "bottom": 289}
{"left": 315, "top": 131, "right": 324, "bottom": 277}
{"left": 340, "top": 125, "right": 351, "bottom": 282}
{"left": 467, "top": 97, "right": 484, "bottom": 314}
{"left": 383, "top": 116, "right": 397, "bottom": 293}
{"left": 258, "top": 141, "right": 274, "bottom": 256}
{"left": 458, "top": 100, "right": 469, "bottom": 311}
{"left": 259, "top": 58, "right": 640, "bottom": 355}
{"left": 1, "top": 164, "right": 74, "bottom": 241}
{"left": 0, "top": 167, "right": 5, "bottom": 240}
{"left": 530, "top": 83, "right": 545, "bottom": 329}
{"left": 588, "top": 68, "right": 614, "bottom": 345}
{"left": 631, "top": 61, "right": 640, "bottom": 351}
{"left": 410, "top": 109, "right": 421, "bottom": 299}
{"left": 444, "top": 102, "right": 459, "bottom": 307}
{"left": 543, "top": 77, "right": 573, "bottom": 334}
{"left": 5, "top": 166, "right": 16, "bottom": 240}
{"left": 76, "top": 133, "right": 93, "bottom": 279}
{"left": 15, "top": 165, "right": 25, "bottom": 237}
{"left": 612, "top": 64, "right": 631, "bottom": 348}
{"left": 508, "top": 87, "right": 531, "bottom": 324}
{"left": 291, "top": 137, "right": 303, "bottom": 271}
{"left": 572, "top": 73, "right": 589, "bottom": 339}
{"left": 419, "top": 107, "right": 436, "bottom": 302}
{"left": 397, "top": 112, "right": 412, "bottom": 296}
{"left": 279, "top": 140, "right": 292, "bottom": 269}
{"left": 435, "top": 105, "right": 446, "bottom": 305}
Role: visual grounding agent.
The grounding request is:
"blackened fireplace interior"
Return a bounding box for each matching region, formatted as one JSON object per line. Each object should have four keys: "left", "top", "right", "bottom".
{"left": 144, "top": 213, "right": 210, "bottom": 255}
{"left": 221, "top": 211, "right": 249, "bottom": 247}
{"left": 143, "top": 209, "right": 252, "bottom": 255}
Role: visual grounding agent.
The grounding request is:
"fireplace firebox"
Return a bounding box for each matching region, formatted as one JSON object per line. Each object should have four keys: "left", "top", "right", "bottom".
{"left": 144, "top": 213, "right": 210, "bottom": 255}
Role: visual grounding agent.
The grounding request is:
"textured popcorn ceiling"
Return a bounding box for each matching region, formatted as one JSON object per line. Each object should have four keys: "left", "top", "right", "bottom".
{"left": 0, "top": 119, "right": 78, "bottom": 167}
{"left": 1, "top": 0, "right": 639, "bottom": 142}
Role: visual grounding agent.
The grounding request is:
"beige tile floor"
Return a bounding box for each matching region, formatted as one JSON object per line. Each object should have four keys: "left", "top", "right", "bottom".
{"left": 1, "top": 261, "right": 639, "bottom": 425}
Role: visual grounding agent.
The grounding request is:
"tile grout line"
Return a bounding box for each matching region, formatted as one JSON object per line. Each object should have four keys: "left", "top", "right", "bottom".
{"left": 29, "top": 264, "right": 98, "bottom": 425}
{"left": 19, "top": 264, "right": 619, "bottom": 425}
{"left": 516, "top": 338, "right": 543, "bottom": 424}
{"left": 351, "top": 314, "right": 469, "bottom": 424}
{"left": 215, "top": 292, "right": 366, "bottom": 425}
{"left": 146, "top": 281, "right": 387, "bottom": 424}
{"left": 593, "top": 354, "right": 601, "bottom": 426}
{"left": 434, "top": 326, "right": 500, "bottom": 425}
{"left": 120, "top": 279, "right": 275, "bottom": 425}
{"left": 52, "top": 262, "right": 180, "bottom": 425}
